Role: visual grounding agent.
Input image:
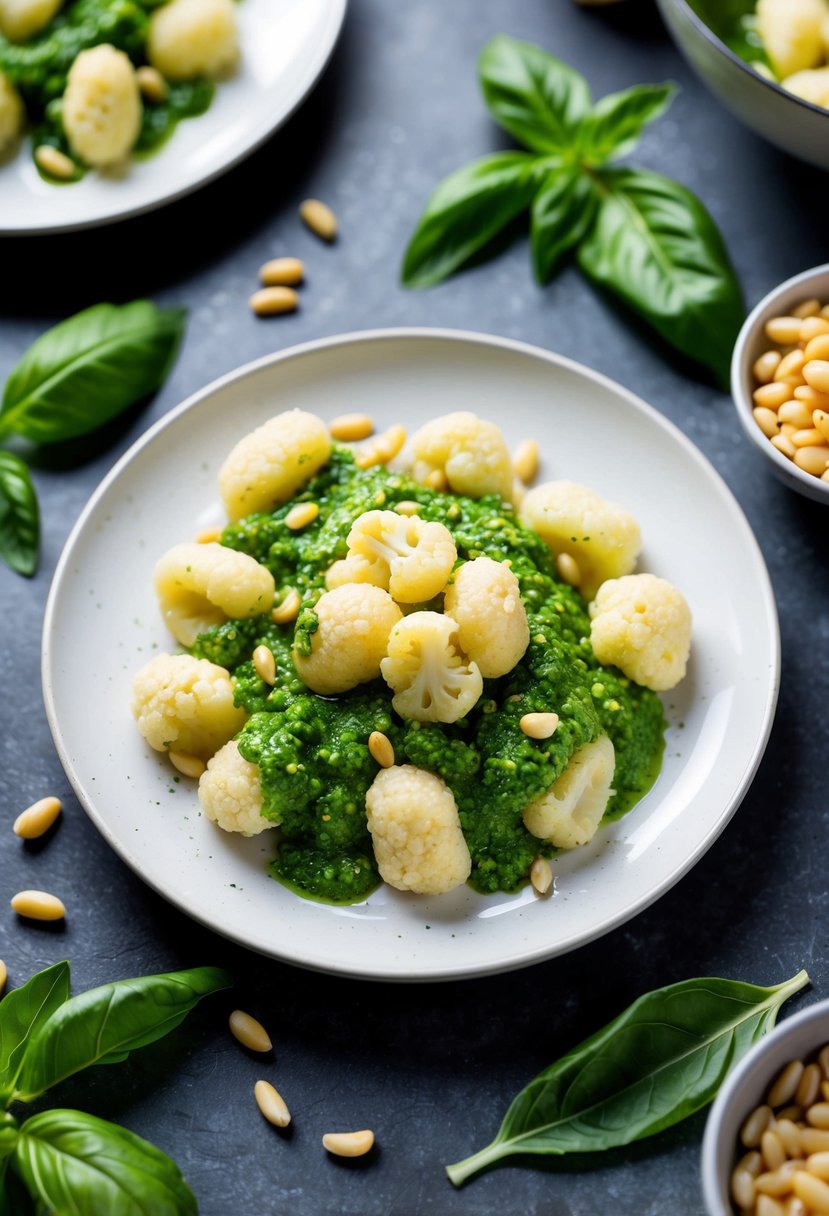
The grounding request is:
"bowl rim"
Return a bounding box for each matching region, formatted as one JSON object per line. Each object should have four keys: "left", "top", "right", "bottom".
{"left": 700, "top": 993, "right": 829, "bottom": 1216}
{"left": 731, "top": 262, "right": 829, "bottom": 502}
{"left": 667, "top": 0, "right": 829, "bottom": 122}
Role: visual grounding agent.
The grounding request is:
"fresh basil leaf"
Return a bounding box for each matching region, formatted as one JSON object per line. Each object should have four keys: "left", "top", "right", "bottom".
{"left": 581, "top": 82, "right": 676, "bottom": 164}
{"left": 402, "top": 152, "right": 545, "bottom": 288}
{"left": 478, "top": 35, "right": 591, "bottom": 154}
{"left": 0, "top": 302, "right": 186, "bottom": 446}
{"left": 0, "top": 963, "right": 70, "bottom": 1104}
{"left": 531, "top": 168, "right": 598, "bottom": 283}
{"left": 0, "top": 453, "right": 39, "bottom": 577}
{"left": 14, "top": 967, "right": 231, "bottom": 1102}
{"left": 14, "top": 1110, "right": 196, "bottom": 1216}
{"left": 577, "top": 167, "right": 744, "bottom": 383}
{"left": 446, "top": 970, "right": 809, "bottom": 1185}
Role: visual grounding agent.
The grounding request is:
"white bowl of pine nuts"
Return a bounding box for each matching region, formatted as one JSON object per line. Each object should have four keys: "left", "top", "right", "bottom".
{"left": 702, "top": 996, "right": 829, "bottom": 1215}
{"left": 732, "top": 265, "right": 829, "bottom": 504}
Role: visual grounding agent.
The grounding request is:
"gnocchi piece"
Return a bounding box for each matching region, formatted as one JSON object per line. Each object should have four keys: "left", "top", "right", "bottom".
{"left": 62, "top": 44, "right": 142, "bottom": 168}
{"left": 148, "top": 0, "right": 239, "bottom": 80}
{"left": 522, "top": 735, "right": 616, "bottom": 849}
{"left": 329, "top": 510, "right": 457, "bottom": 603}
{"left": 0, "top": 72, "right": 23, "bottom": 155}
{"left": 365, "top": 765, "right": 471, "bottom": 895}
{"left": 219, "top": 409, "right": 332, "bottom": 522}
{"left": 757, "top": 0, "right": 829, "bottom": 77}
{"left": 198, "top": 739, "right": 271, "bottom": 836}
{"left": 410, "top": 411, "right": 513, "bottom": 501}
{"left": 782, "top": 65, "right": 829, "bottom": 106}
{"left": 154, "top": 542, "right": 275, "bottom": 647}
{"left": 519, "top": 480, "right": 641, "bottom": 601}
{"left": 589, "top": 573, "right": 692, "bottom": 692}
{"left": 132, "top": 653, "right": 246, "bottom": 760}
{"left": 0, "top": 0, "right": 62, "bottom": 42}
{"left": 292, "top": 584, "right": 402, "bottom": 696}
{"left": 443, "top": 556, "right": 529, "bottom": 678}
{"left": 380, "top": 611, "right": 483, "bottom": 724}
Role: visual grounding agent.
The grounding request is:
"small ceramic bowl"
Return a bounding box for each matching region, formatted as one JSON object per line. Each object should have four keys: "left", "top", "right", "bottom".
{"left": 701, "top": 995, "right": 829, "bottom": 1215}
{"left": 732, "top": 264, "right": 829, "bottom": 505}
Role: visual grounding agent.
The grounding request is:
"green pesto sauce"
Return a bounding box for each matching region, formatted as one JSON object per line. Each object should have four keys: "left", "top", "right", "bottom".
{"left": 193, "top": 448, "right": 666, "bottom": 904}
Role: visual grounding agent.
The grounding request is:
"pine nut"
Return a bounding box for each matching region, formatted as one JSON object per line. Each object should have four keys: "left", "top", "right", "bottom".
{"left": 794, "top": 385, "right": 829, "bottom": 409}
{"left": 820, "top": 1047, "right": 829, "bottom": 1079}
{"left": 259, "top": 257, "right": 304, "bottom": 287}
{"left": 771, "top": 434, "right": 797, "bottom": 459}
{"left": 800, "top": 314, "right": 829, "bottom": 338}
{"left": 513, "top": 439, "right": 539, "bottom": 485}
{"left": 13, "top": 796, "right": 62, "bottom": 839}
{"left": 807, "top": 1105, "right": 829, "bottom": 1130}
{"left": 254, "top": 1079, "right": 291, "bottom": 1128}
{"left": 11, "top": 890, "right": 65, "bottom": 921}
{"left": 804, "top": 361, "right": 829, "bottom": 393}
{"left": 792, "top": 298, "right": 822, "bottom": 319}
{"left": 229, "top": 1010, "right": 272, "bottom": 1053}
{"left": 195, "top": 527, "right": 222, "bottom": 544}
{"left": 272, "top": 589, "right": 301, "bottom": 625}
{"left": 253, "top": 645, "right": 276, "bottom": 686}
{"left": 808, "top": 1153, "right": 829, "bottom": 1181}
{"left": 792, "top": 427, "right": 825, "bottom": 447}
{"left": 821, "top": 306, "right": 829, "bottom": 319}
{"left": 321, "top": 1130, "right": 374, "bottom": 1158}
{"left": 794, "top": 445, "right": 829, "bottom": 475}
{"left": 299, "top": 198, "right": 338, "bottom": 241}
{"left": 757, "top": 1196, "right": 786, "bottom": 1216}
{"left": 35, "top": 145, "right": 75, "bottom": 179}
{"left": 757, "top": 1168, "right": 797, "bottom": 1197}
{"left": 754, "top": 383, "right": 793, "bottom": 410}
{"left": 775, "top": 351, "right": 807, "bottom": 384}
{"left": 783, "top": 1196, "right": 808, "bottom": 1216}
{"left": 330, "top": 413, "right": 374, "bottom": 442}
{"left": 250, "top": 286, "right": 299, "bottom": 317}
{"left": 754, "top": 407, "right": 781, "bottom": 437}
{"left": 519, "top": 712, "right": 560, "bottom": 740}
{"left": 797, "top": 1064, "right": 823, "bottom": 1109}
{"left": 169, "top": 751, "right": 206, "bottom": 779}
{"left": 395, "top": 500, "right": 422, "bottom": 515}
{"left": 754, "top": 350, "right": 783, "bottom": 383}
{"left": 777, "top": 1106, "right": 803, "bottom": 1123}
{"left": 813, "top": 410, "right": 829, "bottom": 442}
{"left": 780, "top": 424, "right": 798, "bottom": 439}
{"left": 530, "top": 857, "right": 553, "bottom": 895}
{"left": 556, "top": 552, "right": 581, "bottom": 586}
{"left": 794, "top": 1170, "right": 829, "bottom": 1210}
{"left": 357, "top": 425, "right": 406, "bottom": 469}
{"left": 0, "top": 960, "right": 6, "bottom": 995}
{"left": 368, "top": 731, "right": 394, "bottom": 768}
{"left": 741, "top": 1150, "right": 765, "bottom": 1176}
{"left": 136, "top": 65, "right": 167, "bottom": 103}
{"left": 823, "top": 1081, "right": 829, "bottom": 1101}
{"left": 744, "top": 1105, "right": 774, "bottom": 1148}
{"left": 770, "top": 1061, "right": 806, "bottom": 1108}
{"left": 804, "top": 335, "right": 829, "bottom": 361}
{"left": 285, "top": 502, "right": 319, "bottom": 530}
{"left": 802, "top": 1131, "right": 829, "bottom": 1154}
{"left": 424, "top": 468, "right": 448, "bottom": 491}
{"left": 764, "top": 1130, "right": 788, "bottom": 1170}
{"left": 732, "top": 1167, "right": 757, "bottom": 1208}
{"left": 776, "top": 1120, "right": 804, "bottom": 1159}
{"left": 779, "top": 401, "right": 814, "bottom": 429}
{"left": 766, "top": 317, "right": 804, "bottom": 345}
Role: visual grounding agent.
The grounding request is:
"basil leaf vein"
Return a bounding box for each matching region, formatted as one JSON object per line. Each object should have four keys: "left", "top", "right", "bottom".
{"left": 478, "top": 35, "right": 591, "bottom": 154}
{"left": 0, "top": 453, "right": 39, "bottom": 577}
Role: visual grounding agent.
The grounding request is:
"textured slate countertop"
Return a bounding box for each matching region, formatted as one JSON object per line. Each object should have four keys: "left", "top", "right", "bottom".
{"left": 1, "top": 2, "right": 827, "bottom": 1213}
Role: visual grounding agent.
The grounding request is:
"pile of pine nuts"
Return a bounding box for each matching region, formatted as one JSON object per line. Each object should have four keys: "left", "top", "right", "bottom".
{"left": 731, "top": 1042, "right": 829, "bottom": 1214}
{"left": 750, "top": 299, "right": 829, "bottom": 483}
{"left": 249, "top": 199, "right": 338, "bottom": 317}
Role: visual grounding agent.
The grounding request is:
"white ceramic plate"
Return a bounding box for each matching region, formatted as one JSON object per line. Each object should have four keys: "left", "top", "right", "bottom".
{"left": 43, "top": 330, "right": 779, "bottom": 981}
{"left": 0, "top": 0, "right": 346, "bottom": 235}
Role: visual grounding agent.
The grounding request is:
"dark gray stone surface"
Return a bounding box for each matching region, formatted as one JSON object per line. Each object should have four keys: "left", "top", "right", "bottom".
{"left": 1, "top": 1, "right": 827, "bottom": 1213}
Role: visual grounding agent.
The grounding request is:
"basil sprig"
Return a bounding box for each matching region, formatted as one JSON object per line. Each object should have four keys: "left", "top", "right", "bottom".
{"left": 0, "top": 962, "right": 231, "bottom": 1215}
{"left": 403, "top": 35, "right": 744, "bottom": 383}
{"left": 446, "top": 970, "right": 809, "bottom": 1186}
{"left": 0, "top": 300, "right": 186, "bottom": 578}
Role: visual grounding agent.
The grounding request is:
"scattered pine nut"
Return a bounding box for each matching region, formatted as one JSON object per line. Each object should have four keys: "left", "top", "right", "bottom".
{"left": 169, "top": 752, "right": 206, "bottom": 780}
{"left": 35, "top": 144, "right": 75, "bottom": 180}
{"left": 356, "top": 425, "right": 406, "bottom": 470}
{"left": 513, "top": 439, "right": 539, "bottom": 485}
{"left": 519, "top": 712, "right": 560, "bottom": 740}
{"left": 284, "top": 502, "right": 319, "bottom": 530}
{"left": 11, "top": 890, "right": 65, "bottom": 921}
{"left": 229, "top": 1009, "right": 272, "bottom": 1053}
{"left": 556, "top": 552, "right": 580, "bottom": 586}
{"left": 260, "top": 257, "right": 304, "bottom": 287}
{"left": 394, "top": 500, "right": 422, "bottom": 516}
{"left": 330, "top": 413, "right": 374, "bottom": 442}
{"left": 254, "top": 1079, "right": 291, "bottom": 1128}
{"left": 272, "top": 589, "right": 301, "bottom": 625}
{"left": 253, "top": 645, "right": 276, "bottom": 686}
{"left": 299, "top": 198, "right": 338, "bottom": 241}
{"left": 14, "top": 796, "right": 62, "bottom": 840}
{"left": 424, "top": 468, "right": 448, "bottom": 491}
{"left": 195, "top": 527, "right": 222, "bottom": 544}
{"left": 530, "top": 857, "right": 553, "bottom": 895}
{"left": 250, "top": 286, "right": 299, "bottom": 317}
{"left": 322, "top": 1130, "right": 374, "bottom": 1158}
{"left": 0, "top": 960, "right": 6, "bottom": 995}
{"left": 368, "top": 731, "right": 394, "bottom": 768}
{"left": 136, "top": 65, "right": 167, "bottom": 103}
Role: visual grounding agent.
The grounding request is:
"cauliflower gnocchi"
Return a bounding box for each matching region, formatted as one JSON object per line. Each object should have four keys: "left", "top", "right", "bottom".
{"left": 381, "top": 611, "right": 483, "bottom": 724}
{"left": 293, "top": 584, "right": 403, "bottom": 696}
{"left": 366, "top": 765, "right": 471, "bottom": 894}
{"left": 757, "top": 0, "right": 829, "bottom": 78}
{"left": 589, "top": 574, "right": 692, "bottom": 692}
{"left": 132, "top": 653, "right": 246, "bottom": 759}
{"left": 410, "top": 411, "right": 513, "bottom": 501}
{"left": 148, "top": 0, "right": 238, "bottom": 81}
{"left": 0, "top": 0, "right": 62, "bottom": 43}
{"left": 0, "top": 71, "right": 23, "bottom": 154}
{"left": 198, "top": 740, "right": 269, "bottom": 837}
{"left": 219, "top": 410, "right": 333, "bottom": 522}
{"left": 62, "top": 44, "right": 141, "bottom": 167}
{"left": 328, "top": 509, "right": 457, "bottom": 603}
{"left": 443, "top": 556, "right": 529, "bottom": 678}
{"left": 522, "top": 736, "right": 616, "bottom": 849}
{"left": 154, "top": 542, "right": 275, "bottom": 647}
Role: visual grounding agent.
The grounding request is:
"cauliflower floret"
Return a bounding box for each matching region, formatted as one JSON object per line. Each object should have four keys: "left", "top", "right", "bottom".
{"left": 0, "top": 72, "right": 23, "bottom": 155}
{"left": 198, "top": 739, "right": 271, "bottom": 836}
{"left": 443, "top": 556, "right": 529, "bottom": 678}
{"left": 381, "top": 611, "right": 482, "bottom": 724}
{"left": 589, "top": 573, "right": 692, "bottom": 692}
{"left": 410, "top": 411, "right": 513, "bottom": 501}
{"left": 782, "top": 65, "right": 829, "bottom": 107}
{"left": 62, "top": 44, "right": 142, "bottom": 168}
{"left": 293, "top": 584, "right": 402, "bottom": 695}
{"left": 520, "top": 480, "right": 641, "bottom": 601}
{"left": 327, "top": 510, "right": 457, "bottom": 603}
{"left": 757, "top": 0, "right": 829, "bottom": 77}
{"left": 132, "top": 653, "right": 246, "bottom": 759}
{"left": 523, "top": 735, "right": 615, "bottom": 849}
{"left": 219, "top": 409, "right": 332, "bottom": 522}
{"left": 148, "top": 0, "right": 238, "bottom": 80}
{"left": 365, "top": 765, "right": 471, "bottom": 894}
{"left": 154, "top": 542, "right": 275, "bottom": 647}
{"left": 0, "top": 0, "right": 62, "bottom": 42}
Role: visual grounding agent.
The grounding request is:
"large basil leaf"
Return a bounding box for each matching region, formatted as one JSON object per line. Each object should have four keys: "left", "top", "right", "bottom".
{"left": 0, "top": 302, "right": 186, "bottom": 445}
{"left": 531, "top": 168, "right": 598, "bottom": 283}
{"left": 402, "top": 152, "right": 545, "bottom": 288}
{"left": 446, "top": 971, "right": 809, "bottom": 1185}
{"left": 581, "top": 83, "right": 676, "bottom": 164}
{"left": 577, "top": 167, "right": 744, "bottom": 383}
{"left": 478, "top": 36, "right": 591, "bottom": 154}
{"left": 14, "top": 1110, "right": 196, "bottom": 1216}
{"left": 0, "top": 963, "right": 69, "bottom": 1104}
{"left": 14, "top": 967, "right": 231, "bottom": 1102}
{"left": 0, "top": 453, "right": 39, "bottom": 577}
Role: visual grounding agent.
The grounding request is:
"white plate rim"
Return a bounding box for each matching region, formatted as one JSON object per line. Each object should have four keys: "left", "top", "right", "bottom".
{"left": 41, "top": 327, "right": 781, "bottom": 980}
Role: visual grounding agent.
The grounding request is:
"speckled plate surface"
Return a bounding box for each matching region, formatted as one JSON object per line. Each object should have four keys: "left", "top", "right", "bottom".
{"left": 0, "top": 0, "right": 347, "bottom": 235}
{"left": 42, "top": 330, "right": 779, "bottom": 980}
